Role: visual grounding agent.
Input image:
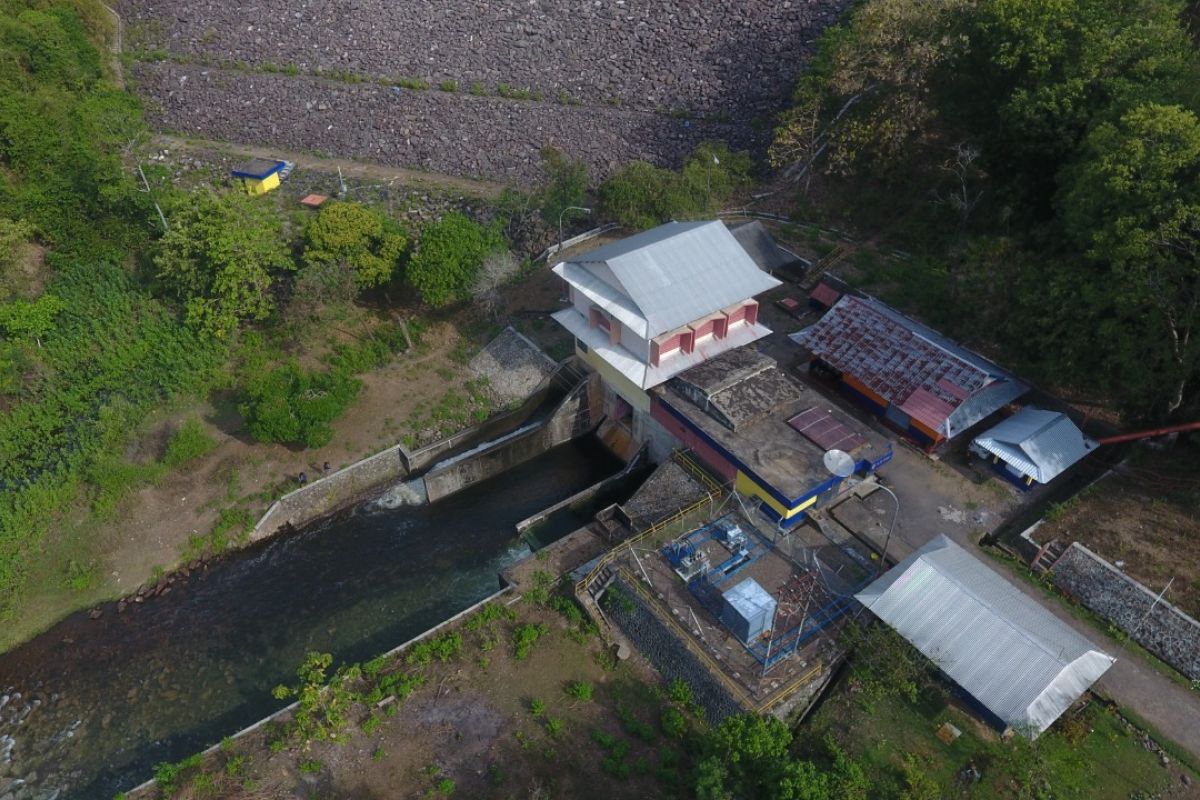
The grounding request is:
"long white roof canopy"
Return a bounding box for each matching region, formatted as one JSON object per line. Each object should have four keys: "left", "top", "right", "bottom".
{"left": 856, "top": 535, "right": 1114, "bottom": 737}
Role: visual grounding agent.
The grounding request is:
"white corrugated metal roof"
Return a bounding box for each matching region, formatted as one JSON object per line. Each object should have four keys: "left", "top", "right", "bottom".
{"left": 855, "top": 535, "right": 1114, "bottom": 737}
{"left": 972, "top": 408, "right": 1098, "bottom": 484}
{"left": 554, "top": 221, "right": 781, "bottom": 338}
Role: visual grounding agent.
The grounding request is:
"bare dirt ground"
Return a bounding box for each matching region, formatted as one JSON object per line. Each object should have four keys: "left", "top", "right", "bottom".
{"left": 156, "top": 134, "right": 505, "bottom": 199}
{"left": 1036, "top": 447, "right": 1200, "bottom": 618}
{"left": 128, "top": 600, "right": 691, "bottom": 800}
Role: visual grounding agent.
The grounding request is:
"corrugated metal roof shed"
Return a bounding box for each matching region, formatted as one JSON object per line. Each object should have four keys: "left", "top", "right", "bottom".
{"left": 728, "top": 220, "right": 803, "bottom": 274}
{"left": 554, "top": 220, "right": 781, "bottom": 338}
{"left": 971, "top": 407, "right": 1098, "bottom": 484}
{"left": 791, "top": 295, "right": 1027, "bottom": 438}
{"left": 856, "top": 535, "right": 1114, "bottom": 737}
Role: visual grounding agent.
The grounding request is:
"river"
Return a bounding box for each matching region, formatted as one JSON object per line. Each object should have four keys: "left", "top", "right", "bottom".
{"left": 0, "top": 437, "right": 621, "bottom": 800}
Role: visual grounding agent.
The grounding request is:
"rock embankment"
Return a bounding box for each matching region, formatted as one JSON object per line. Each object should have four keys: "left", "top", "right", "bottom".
{"left": 121, "top": 0, "right": 853, "bottom": 182}
{"left": 133, "top": 63, "right": 754, "bottom": 183}
{"left": 120, "top": 0, "right": 846, "bottom": 114}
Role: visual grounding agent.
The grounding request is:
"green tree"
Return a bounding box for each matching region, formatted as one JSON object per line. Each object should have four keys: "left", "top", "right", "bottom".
{"left": 598, "top": 143, "right": 752, "bottom": 229}
{"left": 1060, "top": 103, "right": 1200, "bottom": 417}
{"left": 694, "top": 714, "right": 834, "bottom": 800}
{"left": 770, "top": 0, "right": 971, "bottom": 179}
{"left": 537, "top": 146, "right": 589, "bottom": 228}
{"left": 154, "top": 191, "right": 294, "bottom": 338}
{"left": 301, "top": 201, "right": 408, "bottom": 290}
{"left": 407, "top": 212, "right": 505, "bottom": 307}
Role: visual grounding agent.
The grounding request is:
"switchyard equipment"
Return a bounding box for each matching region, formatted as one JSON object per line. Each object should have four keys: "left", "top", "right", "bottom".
{"left": 664, "top": 540, "right": 711, "bottom": 582}
{"left": 714, "top": 518, "right": 748, "bottom": 556}
{"left": 721, "top": 578, "right": 777, "bottom": 644}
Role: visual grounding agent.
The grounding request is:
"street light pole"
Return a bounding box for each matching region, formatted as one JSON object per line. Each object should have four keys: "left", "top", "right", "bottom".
{"left": 822, "top": 449, "right": 900, "bottom": 576}
{"left": 558, "top": 206, "right": 592, "bottom": 257}
{"left": 873, "top": 484, "right": 900, "bottom": 576}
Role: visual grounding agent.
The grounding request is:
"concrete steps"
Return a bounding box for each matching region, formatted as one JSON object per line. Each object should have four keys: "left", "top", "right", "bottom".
{"left": 1031, "top": 538, "right": 1069, "bottom": 573}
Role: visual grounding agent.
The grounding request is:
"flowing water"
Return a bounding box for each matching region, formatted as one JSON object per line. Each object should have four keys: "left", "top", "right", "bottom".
{"left": 0, "top": 437, "right": 621, "bottom": 800}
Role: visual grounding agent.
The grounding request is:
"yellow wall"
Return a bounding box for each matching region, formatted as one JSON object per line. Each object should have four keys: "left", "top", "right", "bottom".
{"left": 241, "top": 172, "right": 281, "bottom": 196}
{"left": 734, "top": 472, "right": 815, "bottom": 520}
{"left": 578, "top": 343, "right": 650, "bottom": 413}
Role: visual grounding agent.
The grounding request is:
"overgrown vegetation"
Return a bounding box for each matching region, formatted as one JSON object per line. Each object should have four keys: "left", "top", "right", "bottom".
{"left": 597, "top": 142, "right": 753, "bottom": 229}
{"left": 773, "top": 0, "right": 1200, "bottom": 421}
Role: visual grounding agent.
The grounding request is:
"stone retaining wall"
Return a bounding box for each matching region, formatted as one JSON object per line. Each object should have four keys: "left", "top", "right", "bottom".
{"left": 1052, "top": 543, "right": 1200, "bottom": 681}
{"left": 252, "top": 445, "right": 406, "bottom": 541}
{"left": 606, "top": 577, "right": 743, "bottom": 724}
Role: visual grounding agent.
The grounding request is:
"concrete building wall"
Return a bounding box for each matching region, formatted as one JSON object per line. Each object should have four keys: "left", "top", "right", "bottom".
{"left": 424, "top": 373, "right": 603, "bottom": 501}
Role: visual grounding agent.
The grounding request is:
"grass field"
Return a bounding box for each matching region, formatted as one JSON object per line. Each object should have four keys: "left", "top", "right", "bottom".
{"left": 801, "top": 676, "right": 1189, "bottom": 799}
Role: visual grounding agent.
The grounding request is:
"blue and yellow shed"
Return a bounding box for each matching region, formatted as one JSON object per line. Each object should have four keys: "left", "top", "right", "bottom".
{"left": 232, "top": 158, "right": 287, "bottom": 195}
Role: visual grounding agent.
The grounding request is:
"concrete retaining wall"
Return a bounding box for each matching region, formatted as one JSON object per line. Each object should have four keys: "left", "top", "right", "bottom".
{"left": 124, "top": 585, "right": 513, "bottom": 798}
{"left": 252, "top": 446, "right": 407, "bottom": 541}
{"left": 424, "top": 373, "right": 601, "bottom": 502}
{"left": 1052, "top": 543, "right": 1200, "bottom": 681}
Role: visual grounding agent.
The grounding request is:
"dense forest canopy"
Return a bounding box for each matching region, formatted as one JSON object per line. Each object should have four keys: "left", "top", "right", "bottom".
{"left": 773, "top": 0, "right": 1200, "bottom": 422}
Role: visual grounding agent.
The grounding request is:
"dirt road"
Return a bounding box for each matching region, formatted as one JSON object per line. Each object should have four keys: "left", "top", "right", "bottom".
{"left": 155, "top": 134, "right": 506, "bottom": 198}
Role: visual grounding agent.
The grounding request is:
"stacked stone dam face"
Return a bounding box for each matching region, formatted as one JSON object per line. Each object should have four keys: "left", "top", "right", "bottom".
{"left": 120, "top": 0, "right": 851, "bottom": 182}
{"left": 1052, "top": 544, "right": 1200, "bottom": 681}
{"left": 607, "top": 578, "right": 744, "bottom": 724}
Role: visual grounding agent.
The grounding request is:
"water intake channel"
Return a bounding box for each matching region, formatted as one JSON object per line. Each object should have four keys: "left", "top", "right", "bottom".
{"left": 0, "top": 436, "right": 623, "bottom": 800}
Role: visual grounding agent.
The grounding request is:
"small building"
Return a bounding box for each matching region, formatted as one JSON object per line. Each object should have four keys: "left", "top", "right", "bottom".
{"left": 650, "top": 348, "right": 892, "bottom": 526}
{"left": 808, "top": 274, "right": 850, "bottom": 310}
{"left": 728, "top": 220, "right": 807, "bottom": 280}
{"left": 970, "top": 407, "right": 1098, "bottom": 487}
{"left": 856, "top": 535, "right": 1115, "bottom": 738}
{"left": 791, "top": 295, "right": 1027, "bottom": 448}
{"left": 231, "top": 158, "right": 288, "bottom": 195}
{"left": 721, "top": 577, "right": 777, "bottom": 644}
{"left": 551, "top": 220, "right": 781, "bottom": 439}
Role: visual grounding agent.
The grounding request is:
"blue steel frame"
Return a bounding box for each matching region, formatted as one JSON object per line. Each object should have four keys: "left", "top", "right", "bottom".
{"left": 662, "top": 513, "right": 871, "bottom": 670}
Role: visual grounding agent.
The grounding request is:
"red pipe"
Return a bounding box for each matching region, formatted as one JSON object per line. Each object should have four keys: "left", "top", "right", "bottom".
{"left": 1097, "top": 420, "right": 1200, "bottom": 445}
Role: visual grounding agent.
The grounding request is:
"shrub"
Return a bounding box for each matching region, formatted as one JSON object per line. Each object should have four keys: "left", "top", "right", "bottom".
{"left": 240, "top": 361, "right": 361, "bottom": 448}
{"left": 529, "top": 698, "right": 546, "bottom": 716}
{"left": 661, "top": 707, "right": 688, "bottom": 739}
{"left": 545, "top": 717, "right": 564, "bottom": 737}
{"left": 407, "top": 213, "right": 506, "bottom": 307}
{"left": 162, "top": 417, "right": 217, "bottom": 466}
{"left": 566, "top": 681, "right": 594, "bottom": 701}
{"left": 667, "top": 677, "right": 694, "bottom": 707}
{"left": 301, "top": 201, "right": 408, "bottom": 290}
{"left": 512, "top": 623, "right": 548, "bottom": 660}
{"left": 597, "top": 142, "right": 751, "bottom": 228}
{"left": 298, "top": 758, "right": 322, "bottom": 774}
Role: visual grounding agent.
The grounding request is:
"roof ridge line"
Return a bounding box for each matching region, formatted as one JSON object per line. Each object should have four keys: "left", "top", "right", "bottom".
{"left": 920, "top": 544, "right": 1084, "bottom": 664}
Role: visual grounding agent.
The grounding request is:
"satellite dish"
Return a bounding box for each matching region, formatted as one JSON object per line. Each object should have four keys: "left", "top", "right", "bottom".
{"left": 823, "top": 449, "right": 856, "bottom": 479}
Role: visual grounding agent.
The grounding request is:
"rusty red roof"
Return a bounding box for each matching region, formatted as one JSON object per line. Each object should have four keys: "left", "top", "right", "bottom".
{"left": 810, "top": 281, "right": 842, "bottom": 309}
{"left": 792, "top": 295, "right": 1027, "bottom": 437}
{"left": 787, "top": 407, "right": 868, "bottom": 453}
